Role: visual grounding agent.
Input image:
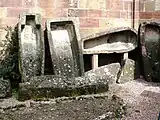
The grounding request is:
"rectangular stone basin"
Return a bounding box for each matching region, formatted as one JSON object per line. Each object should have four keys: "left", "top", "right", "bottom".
{"left": 46, "top": 18, "right": 84, "bottom": 78}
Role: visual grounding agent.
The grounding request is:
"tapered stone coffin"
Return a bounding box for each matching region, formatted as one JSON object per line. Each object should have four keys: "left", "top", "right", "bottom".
{"left": 139, "top": 22, "right": 160, "bottom": 82}
{"left": 18, "top": 13, "right": 44, "bottom": 82}
{"left": 46, "top": 18, "right": 84, "bottom": 78}
{"left": 82, "top": 27, "right": 137, "bottom": 54}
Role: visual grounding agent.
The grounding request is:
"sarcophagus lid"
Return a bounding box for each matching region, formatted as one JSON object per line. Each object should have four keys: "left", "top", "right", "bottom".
{"left": 18, "top": 13, "right": 44, "bottom": 82}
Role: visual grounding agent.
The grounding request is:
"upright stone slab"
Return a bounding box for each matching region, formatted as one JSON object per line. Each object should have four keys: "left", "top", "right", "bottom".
{"left": 18, "top": 13, "right": 44, "bottom": 82}
{"left": 46, "top": 18, "right": 84, "bottom": 78}
{"left": 139, "top": 22, "right": 160, "bottom": 82}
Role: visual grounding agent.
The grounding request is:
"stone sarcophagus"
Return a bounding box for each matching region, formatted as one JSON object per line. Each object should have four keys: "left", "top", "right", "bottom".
{"left": 18, "top": 13, "right": 44, "bottom": 82}
{"left": 139, "top": 22, "right": 160, "bottom": 82}
{"left": 82, "top": 27, "right": 138, "bottom": 83}
{"left": 46, "top": 18, "right": 84, "bottom": 78}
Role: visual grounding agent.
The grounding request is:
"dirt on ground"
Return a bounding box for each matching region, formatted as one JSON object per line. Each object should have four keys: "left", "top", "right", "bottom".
{"left": 0, "top": 95, "right": 126, "bottom": 120}
{"left": 0, "top": 79, "right": 159, "bottom": 120}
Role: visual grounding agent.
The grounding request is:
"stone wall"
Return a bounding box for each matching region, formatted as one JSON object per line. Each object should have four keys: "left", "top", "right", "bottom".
{"left": 139, "top": 0, "right": 160, "bottom": 23}
{"left": 0, "top": 0, "right": 140, "bottom": 38}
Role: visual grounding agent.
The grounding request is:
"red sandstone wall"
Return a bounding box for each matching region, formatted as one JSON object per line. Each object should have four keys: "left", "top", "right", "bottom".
{"left": 139, "top": 0, "right": 160, "bottom": 24}
{"left": 0, "top": 0, "right": 140, "bottom": 37}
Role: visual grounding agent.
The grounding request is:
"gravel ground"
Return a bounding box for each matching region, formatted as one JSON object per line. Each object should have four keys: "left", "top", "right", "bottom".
{"left": 0, "top": 95, "right": 126, "bottom": 120}
{"left": 110, "top": 79, "right": 160, "bottom": 120}
{"left": 0, "top": 79, "right": 159, "bottom": 120}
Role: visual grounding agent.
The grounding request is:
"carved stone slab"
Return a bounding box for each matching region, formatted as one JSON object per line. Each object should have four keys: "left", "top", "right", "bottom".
{"left": 46, "top": 18, "right": 84, "bottom": 78}
{"left": 18, "top": 13, "right": 44, "bottom": 82}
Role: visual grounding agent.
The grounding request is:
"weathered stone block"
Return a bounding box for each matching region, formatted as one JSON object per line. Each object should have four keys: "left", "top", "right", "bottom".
{"left": 18, "top": 13, "right": 44, "bottom": 82}
{"left": 18, "top": 75, "right": 108, "bottom": 101}
{"left": 85, "top": 63, "right": 121, "bottom": 84}
{"left": 46, "top": 18, "right": 84, "bottom": 78}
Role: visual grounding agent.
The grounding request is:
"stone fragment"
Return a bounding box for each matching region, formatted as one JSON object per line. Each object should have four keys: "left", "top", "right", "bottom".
{"left": 18, "top": 13, "right": 44, "bottom": 82}
{"left": 117, "top": 59, "right": 135, "bottom": 84}
{"left": 46, "top": 18, "right": 84, "bottom": 78}
{"left": 85, "top": 63, "right": 120, "bottom": 84}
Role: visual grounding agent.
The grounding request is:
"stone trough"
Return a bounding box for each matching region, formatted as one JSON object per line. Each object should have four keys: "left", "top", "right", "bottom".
{"left": 45, "top": 18, "right": 84, "bottom": 78}
{"left": 139, "top": 22, "right": 160, "bottom": 82}
{"left": 82, "top": 27, "right": 138, "bottom": 83}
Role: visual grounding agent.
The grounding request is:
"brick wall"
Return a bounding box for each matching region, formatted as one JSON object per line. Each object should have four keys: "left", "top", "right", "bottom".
{"left": 139, "top": 0, "right": 160, "bottom": 24}
{"left": 0, "top": 0, "right": 139, "bottom": 38}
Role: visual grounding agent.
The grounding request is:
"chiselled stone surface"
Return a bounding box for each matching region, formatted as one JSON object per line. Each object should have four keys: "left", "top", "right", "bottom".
{"left": 18, "top": 13, "right": 44, "bottom": 82}
{"left": 46, "top": 18, "right": 84, "bottom": 78}
{"left": 82, "top": 27, "right": 138, "bottom": 54}
{"left": 139, "top": 22, "right": 160, "bottom": 82}
{"left": 0, "top": 78, "right": 11, "bottom": 98}
{"left": 18, "top": 75, "right": 108, "bottom": 101}
{"left": 117, "top": 59, "right": 135, "bottom": 84}
{"left": 85, "top": 63, "right": 120, "bottom": 84}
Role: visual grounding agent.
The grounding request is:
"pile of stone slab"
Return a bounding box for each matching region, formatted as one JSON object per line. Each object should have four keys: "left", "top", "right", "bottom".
{"left": 1, "top": 12, "right": 160, "bottom": 100}
{"left": 18, "top": 13, "right": 108, "bottom": 101}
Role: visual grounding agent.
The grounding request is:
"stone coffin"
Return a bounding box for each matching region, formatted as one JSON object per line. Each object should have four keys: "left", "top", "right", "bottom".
{"left": 139, "top": 22, "right": 160, "bottom": 82}
{"left": 46, "top": 18, "right": 84, "bottom": 78}
{"left": 18, "top": 13, "right": 44, "bottom": 82}
{"left": 82, "top": 27, "right": 138, "bottom": 83}
{"left": 82, "top": 27, "right": 137, "bottom": 55}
